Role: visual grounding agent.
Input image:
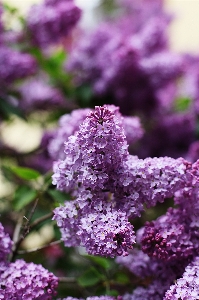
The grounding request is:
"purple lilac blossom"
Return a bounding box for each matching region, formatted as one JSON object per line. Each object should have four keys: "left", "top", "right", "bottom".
{"left": 0, "top": 259, "right": 58, "bottom": 299}
{"left": 0, "top": 46, "right": 36, "bottom": 85}
{"left": 53, "top": 106, "right": 190, "bottom": 256}
{"left": 139, "top": 110, "right": 196, "bottom": 159}
{"left": 186, "top": 141, "right": 199, "bottom": 162}
{"left": 27, "top": 0, "right": 81, "bottom": 47}
{"left": 164, "top": 256, "right": 199, "bottom": 300}
{"left": 141, "top": 160, "right": 199, "bottom": 262}
{"left": 0, "top": 223, "right": 13, "bottom": 262}
{"left": 48, "top": 106, "right": 143, "bottom": 160}
{"left": 141, "top": 208, "right": 197, "bottom": 261}
{"left": 117, "top": 248, "right": 187, "bottom": 300}
{"left": 77, "top": 204, "right": 135, "bottom": 257}
{"left": 48, "top": 108, "right": 91, "bottom": 160}
{"left": 66, "top": 2, "right": 182, "bottom": 116}
{"left": 18, "top": 77, "right": 66, "bottom": 112}
{"left": 124, "top": 280, "right": 170, "bottom": 300}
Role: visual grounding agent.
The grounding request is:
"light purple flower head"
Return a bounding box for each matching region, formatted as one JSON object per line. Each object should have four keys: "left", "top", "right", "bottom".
{"left": 164, "top": 256, "right": 199, "bottom": 300}
{"left": 0, "top": 259, "right": 58, "bottom": 299}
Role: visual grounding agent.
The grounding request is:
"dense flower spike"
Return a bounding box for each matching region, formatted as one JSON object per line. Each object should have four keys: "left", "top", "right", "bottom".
{"left": 0, "top": 259, "right": 58, "bottom": 299}
{"left": 49, "top": 106, "right": 143, "bottom": 161}
{"left": 52, "top": 105, "right": 129, "bottom": 195}
{"left": 164, "top": 256, "right": 199, "bottom": 300}
{"left": 0, "top": 223, "right": 13, "bottom": 262}
{"left": 27, "top": 0, "right": 81, "bottom": 47}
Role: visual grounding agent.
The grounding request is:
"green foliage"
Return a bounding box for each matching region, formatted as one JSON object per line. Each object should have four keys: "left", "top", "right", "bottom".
{"left": 174, "top": 97, "right": 191, "bottom": 112}
{"left": 84, "top": 255, "right": 112, "bottom": 270}
{"left": 13, "top": 185, "right": 37, "bottom": 211}
{"left": 8, "top": 166, "right": 41, "bottom": 180}
{"left": 0, "top": 96, "right": 25, "bottom": 120}
{"left": 77, "top": 267, "right": 105, "bottom": 287}
{"left": 47, "top": 189, "right": 70, "bottom": 205}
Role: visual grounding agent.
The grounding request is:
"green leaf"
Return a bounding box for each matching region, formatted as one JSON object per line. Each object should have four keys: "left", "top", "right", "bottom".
{"left": 47, "top": 189, "right": 70, "bottom": 204}
{"left": 85, "top": 255, "right": 112, "bottom": 270}
{"left": 106, "top": 290, "right": 119, "bottom": 296}
{"left": 115, "top": 272, "right": 130, "bottom": 284}
{"left": 13, "top": 185, "right": 37, "bottom": 211}
{"left": 174, "top": 97, "right": 191, "bottom": 112}
{"left": 9, "top": 166, "right": 41, "bottom": 180}
{"left": 0, "top": 97, "right": 25, "bottom": 120}
{"left": 77, "top": 267, "right": 103, "bottom": 287}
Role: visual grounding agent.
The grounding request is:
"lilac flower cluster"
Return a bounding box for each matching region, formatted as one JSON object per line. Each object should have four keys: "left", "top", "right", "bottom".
{"left": 18, "top": 77, "right": 67, "bottom": 112}
{"left": 0, "top": 259, "right": 58, "bottom": 299}
{"left": 0, "top": 222, "right": 59, "bottom": 299}
{"left": 141, "top": 160, "right": 199, "bottom": 263}
{"left": 0, "top": 46, "right": 36, "bottom": 86}
{"left": 66, "top": 0, "right": 182, "bottom": 116}
{"left": 27, "top": 0, "right": 81, "bottom": 47}
{"left": 164, "top": 256, "right": 199, "bottom": 299}
{"left": 48, "top": 108, "right": 92, "bottom": 160}
{"left": 117, "top": 249, "right": 180, "bottom": 299}
{"left": 53, "top": 105, "right": 190, "bottom": 257}
{"left": 48, "top": 106, "right": 143, "bottom": 161}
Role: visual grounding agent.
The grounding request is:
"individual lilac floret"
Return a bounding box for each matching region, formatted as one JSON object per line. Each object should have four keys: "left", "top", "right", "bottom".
{"left": 141, "top": 207, "right": 196, "bottom": 261}
{"left": 27, "top": 0, "right": 81, "bottom": 47}
{"left": 18, "top": 77, "right": 66, "bottom": 112}
{"left": 0, "top": 223, "right": 13, "bottom": 262}
{"left": 0, "top": 259, "right": 58, "bottom": 299}
{"left": 0, "top": 46, "right": 36, "bottom": 85}
{"left": 164, "top": 256, "right": 199, "bottom": 300}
